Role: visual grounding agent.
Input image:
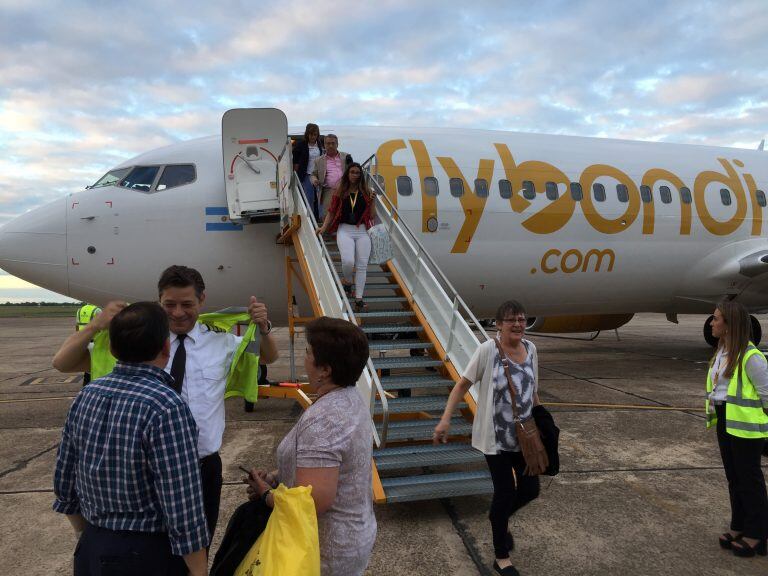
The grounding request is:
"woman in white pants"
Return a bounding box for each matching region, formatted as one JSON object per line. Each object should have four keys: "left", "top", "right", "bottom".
{"left": 317, "top": 163, "right": 376, "bottom": 311}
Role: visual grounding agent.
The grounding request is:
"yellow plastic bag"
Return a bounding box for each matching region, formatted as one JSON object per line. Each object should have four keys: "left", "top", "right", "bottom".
{"left": 235, "top": 484, "right": 320, "bottom": 576}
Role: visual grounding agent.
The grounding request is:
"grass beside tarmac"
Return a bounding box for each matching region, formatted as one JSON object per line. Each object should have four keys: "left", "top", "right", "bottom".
{"left": 0, "top": 305, "right": 81, "bottom": 318}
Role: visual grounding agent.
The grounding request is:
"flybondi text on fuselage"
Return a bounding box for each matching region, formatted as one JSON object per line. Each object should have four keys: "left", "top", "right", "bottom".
{"left": 376, "top": 140, "right": 766, "bottom": 254}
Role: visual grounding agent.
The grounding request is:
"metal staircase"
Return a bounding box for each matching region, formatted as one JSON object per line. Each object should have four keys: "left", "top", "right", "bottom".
{"left": 249, "top": 109, "right": 493, "bottom": 503}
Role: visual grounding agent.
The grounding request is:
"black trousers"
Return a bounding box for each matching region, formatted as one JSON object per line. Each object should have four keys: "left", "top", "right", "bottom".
{"left": 74, "top": 523, "right": 186, "bottom": 576}
{"left": 485, "top": 450, "right": 540, "bottom": 559}
{"left": 200, "top": 452, "right": 223, "bottom": 540}
{"left": 715, "top": 404, "right": 768, "bottom": 539}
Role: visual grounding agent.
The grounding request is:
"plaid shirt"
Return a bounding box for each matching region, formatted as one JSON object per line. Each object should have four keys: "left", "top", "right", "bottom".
{"left": 53, "top": 362, "right": 209, "bottom": 556}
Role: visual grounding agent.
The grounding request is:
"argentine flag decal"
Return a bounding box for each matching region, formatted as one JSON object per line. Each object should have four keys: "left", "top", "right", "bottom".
{"left": 205, "top": 207, "right": 243, "bottom": 231}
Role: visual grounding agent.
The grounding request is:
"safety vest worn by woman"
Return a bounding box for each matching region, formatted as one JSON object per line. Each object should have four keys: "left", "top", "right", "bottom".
{"left": 75, "top": 304, "right": 101, "bottom": 330}
{"left": 89, "top": 312, "right": 262, "bottom": 402}
{"left": 706, "top": 342, "right": 768, "bottom": 439}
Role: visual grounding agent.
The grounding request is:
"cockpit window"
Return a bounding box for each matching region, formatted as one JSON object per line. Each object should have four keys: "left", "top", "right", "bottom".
{"left": 90, "top": 167, "right": 131, "bottom": 189}
{"left": 157, "top": 164, "right": 196, "bottom": 191}
{"left": 119, "top": 166, "right": 160, "bottom": 192}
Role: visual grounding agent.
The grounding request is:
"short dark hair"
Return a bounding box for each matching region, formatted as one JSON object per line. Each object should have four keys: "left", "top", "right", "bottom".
{"left": 158, "top": 265, "right": 205, "bottom": 299}
{"left": 306, "top": 317, "right": 369, "bottom": 387}
{"left": 324, "top": 133, "right": 338, "bottom": 144}
{"left": 496, "top": 300, "right": 527, "bottom": 324}
{"left": 109, "top": 302, "right": 169, "bottom": 363}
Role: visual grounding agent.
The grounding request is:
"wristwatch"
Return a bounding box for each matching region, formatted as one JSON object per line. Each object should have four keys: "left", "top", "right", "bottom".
{"left": 260, "top": 488, "right": 272, "bottom": 505}
{"left": 260, "top": 320, "right": 272, "bottom": 336}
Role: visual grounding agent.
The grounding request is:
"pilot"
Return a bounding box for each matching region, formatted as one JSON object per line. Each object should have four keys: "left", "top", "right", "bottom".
{"left": 52, "top": 265, "right": 279, "bottom": 541}
{"left": 310, "top": 133, "right": 353, "bottom": 219}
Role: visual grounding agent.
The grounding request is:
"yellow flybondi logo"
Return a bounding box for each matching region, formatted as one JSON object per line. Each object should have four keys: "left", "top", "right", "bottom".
{"left": 375, "top": 140, "right": 765, "bottom": 253}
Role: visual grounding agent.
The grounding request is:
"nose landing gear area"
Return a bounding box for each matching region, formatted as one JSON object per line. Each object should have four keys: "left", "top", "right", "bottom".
{"left": 703, "top": 314, "right": 763, "bottom": 347}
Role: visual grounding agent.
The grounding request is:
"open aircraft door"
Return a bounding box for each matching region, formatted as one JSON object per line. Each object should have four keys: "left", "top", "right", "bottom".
{"left": 222, "top": 108, "right": 291, "bottom": 222}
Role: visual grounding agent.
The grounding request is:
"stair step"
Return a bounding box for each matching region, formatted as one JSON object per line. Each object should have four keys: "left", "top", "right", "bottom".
{"left": 361, "top": 324, "right": 423, "bottom": 334}
{"left": 380, "top": 374, "right": 455, "bottom": 390}
{"left": 373, "top": 443, "right": 485, "bottom": 471}
{"left": 375, "top": 395, "right": 464, "bottom": 414}
{"left": 335, "top": 268, "right": 392, "bottom": 277}
{"left": 372, "top": 356, "right": 443, "bottom": 369}
{"left": 369, "top": 339, "right": 434, "bottom": 351}
{"left": 362, "top": 296, "right": 408, "bottom": 303}
{"left": 356, "top": 310, "right": 415, "bottom": 319}
{"left": 379, "top": 470, "right": 493, "bottom": 503}
{"left": 377, "top": 416, "right": 470, "bottom": 441}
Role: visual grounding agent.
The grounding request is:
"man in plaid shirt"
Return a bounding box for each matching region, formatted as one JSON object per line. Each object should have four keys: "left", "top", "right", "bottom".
{"left": 53, "top": 302, "right": 209, "bottom": 576}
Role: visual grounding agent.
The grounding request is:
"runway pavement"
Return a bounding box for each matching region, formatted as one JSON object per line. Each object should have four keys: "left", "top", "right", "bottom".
{"left": 1, "top": 313, "right": 767, "bottom": 575}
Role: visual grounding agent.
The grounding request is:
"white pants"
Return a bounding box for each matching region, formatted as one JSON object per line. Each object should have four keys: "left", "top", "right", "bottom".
{"left": 336, "top": 223, "right": 371, "bottom": 298}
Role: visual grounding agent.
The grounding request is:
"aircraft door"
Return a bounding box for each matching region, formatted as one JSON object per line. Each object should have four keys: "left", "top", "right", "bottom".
{"left": 222, "top": 108, "right": 290, "bottom": 222}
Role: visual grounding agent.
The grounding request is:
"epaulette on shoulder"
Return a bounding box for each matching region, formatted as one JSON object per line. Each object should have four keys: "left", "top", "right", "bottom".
{"left": 202, "top": 323, "right": 227, "bottom": 334}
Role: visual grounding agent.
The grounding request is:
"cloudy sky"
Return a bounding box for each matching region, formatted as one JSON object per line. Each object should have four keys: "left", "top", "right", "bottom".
{"left": 1, "top": 0, "right": 766, "bottom": 301}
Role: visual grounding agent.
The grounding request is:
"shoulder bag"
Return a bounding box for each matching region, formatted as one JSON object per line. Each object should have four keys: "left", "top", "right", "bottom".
{"left": 493, "top": 338, "right": 550, "bottom": 476}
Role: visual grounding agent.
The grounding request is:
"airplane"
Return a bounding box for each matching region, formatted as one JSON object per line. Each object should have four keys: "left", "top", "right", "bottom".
{"left": 1, "top": 107, "right": 767, "bottom": 347}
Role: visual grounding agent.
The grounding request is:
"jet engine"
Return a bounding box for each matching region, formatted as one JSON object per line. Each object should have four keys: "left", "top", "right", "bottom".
{"left": 526, "top": 314, "right": 634, "bottom": 333}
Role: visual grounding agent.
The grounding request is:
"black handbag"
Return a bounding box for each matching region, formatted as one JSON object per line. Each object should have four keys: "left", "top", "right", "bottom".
{"left": 531, "top": 404, "right": 560, "bottom": 476}
{"left": 211, "top": 499, "right": 271, "bottom": 576}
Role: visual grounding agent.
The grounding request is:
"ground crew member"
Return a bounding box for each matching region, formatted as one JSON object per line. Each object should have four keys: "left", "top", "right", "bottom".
{"left": 74, "top": 304, "right": 100, "bottom": 386}
{"left": 52, "top": 265, "right": 279, "bottom": 540}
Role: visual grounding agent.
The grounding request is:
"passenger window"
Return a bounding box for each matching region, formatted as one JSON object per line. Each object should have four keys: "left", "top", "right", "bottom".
{"left": 119, "top": 166, "right": 160, "bottom": 192}
{"left": 720, "top": 188, "right": 732, "bottom": 206}
{"left": 545, "top": 181, "right": 559, "bottom": 200}
{"left": 91, "top": 167, "right": 131, "bottom": 189}
{"left": 522, "top": 180, "right": 536, "bottom": 200}
{"left": 396, "top": 176, "right": 413, "bottom": 196}
{"left": 592, "top": 183, "right": 606, "bottom": 202}
{"left": 499, "top": 179, "right": 512, "bottom": 199}
{"left": 659, "top": 185, "right": 672, "bottom": 204}
{"left": 570, "top": 182, "right": 583, "bottom": 201}
{"left": 640, "top": 185, "right": 652, "bottom": 203}
{"left": 474, "top": 178, "right": 489, "bottom": 198}
{"left": 449, "top": 178, "right": 464, "bottom": 198}
{"left": 757, "top": 190, "right": 767, "bottom": 208}
{"left": 424, "top": 176, "right": 439, "bottom": 197}
{"left": 156, "top": 164, "right": 196, "bottom": 191}
{"left": 616, "top": 184, "right": 629, "bottom": 203}
{"left": 680, "top": 186, "right": 692, "bottom": 204}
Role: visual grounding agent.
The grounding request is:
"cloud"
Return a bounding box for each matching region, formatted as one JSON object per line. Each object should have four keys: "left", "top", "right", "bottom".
{"left": 0, "top": 0, "right": 765, "bottom": 231}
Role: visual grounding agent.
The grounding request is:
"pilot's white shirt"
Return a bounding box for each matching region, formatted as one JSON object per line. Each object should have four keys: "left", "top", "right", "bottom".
{"left": 165, "top": 321, "right": 242, "bottom": 458}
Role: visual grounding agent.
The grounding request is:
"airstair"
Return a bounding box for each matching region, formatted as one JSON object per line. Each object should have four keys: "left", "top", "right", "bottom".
{"left": 224, "top": 108, "right": 493, "bottom": 503}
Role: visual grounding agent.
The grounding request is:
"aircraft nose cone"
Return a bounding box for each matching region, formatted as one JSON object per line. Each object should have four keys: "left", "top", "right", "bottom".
{"left": 0, "top": 198, "right": 69, "bottom": 295}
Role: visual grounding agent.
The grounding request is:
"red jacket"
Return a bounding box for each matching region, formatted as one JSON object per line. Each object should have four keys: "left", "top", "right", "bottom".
{"left": 326, "top": 192, "right": 375, "bottom": 234}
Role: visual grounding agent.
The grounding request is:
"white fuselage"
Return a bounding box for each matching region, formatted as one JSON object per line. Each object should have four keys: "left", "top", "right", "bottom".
{"left": 2, "top": 125, "right": 767, "bottom": 321}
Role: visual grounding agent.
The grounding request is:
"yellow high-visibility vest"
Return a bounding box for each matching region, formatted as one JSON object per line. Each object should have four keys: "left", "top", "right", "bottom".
{"left": 75, "top": 304, "right": 101, "bottom": 330}
{"left": 706, "top": 343, "right": 768, "bottom": 439}
{"left": 89, "top": 313, "right": 262, "bottom": 402}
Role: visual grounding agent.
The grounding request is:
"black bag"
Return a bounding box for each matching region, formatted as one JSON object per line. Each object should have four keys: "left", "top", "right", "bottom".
{"left": 532, "top": 404, "right": 560, "bottom": 476}
{"left": 211, "top": 499, "right": 271, "bottom": 576}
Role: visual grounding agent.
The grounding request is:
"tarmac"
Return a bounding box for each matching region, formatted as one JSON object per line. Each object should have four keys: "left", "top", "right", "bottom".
{"left": 1, "top": 313, "right": 767, "bottom": 575}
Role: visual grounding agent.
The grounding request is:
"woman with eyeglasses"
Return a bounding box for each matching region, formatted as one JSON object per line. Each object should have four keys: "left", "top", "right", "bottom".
{"left": 434, "top": 300, "right": 541, "bottom": 576}
{"left": 316, "top": 162, "right": 376, "bottom": 312}
{"left": 707, "top": 299, "right": 768, "bottom": 558}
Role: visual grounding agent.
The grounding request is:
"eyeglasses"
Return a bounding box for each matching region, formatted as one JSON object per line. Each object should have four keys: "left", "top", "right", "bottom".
{"left": 501, "top": 317, "right": 526, "bottom": 325}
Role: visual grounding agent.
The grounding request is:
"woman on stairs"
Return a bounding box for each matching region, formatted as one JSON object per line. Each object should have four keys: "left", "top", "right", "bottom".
{"left": 316, "top": 162, "right": 376, "bottom": 311}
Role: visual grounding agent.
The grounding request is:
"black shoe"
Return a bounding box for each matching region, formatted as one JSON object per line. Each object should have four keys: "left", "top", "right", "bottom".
{"left": 719, "top": 531, "right": 740, "bottom": 550}
{"left": 506, "top": 531, "right": 515, "bottom": 553}
{"left": 493, "top": 561, "right": 520, "bottom": 576}
{"left": 732, "top": 536, "right": 767, "bottom": 557}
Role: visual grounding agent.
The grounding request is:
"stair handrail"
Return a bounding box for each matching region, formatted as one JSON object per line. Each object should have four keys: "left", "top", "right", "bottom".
{"left": 361, "top": 155, "right": 490, "bottom": 364}
{"left": 285, "top": 170, "right": 390, "bottom": 447}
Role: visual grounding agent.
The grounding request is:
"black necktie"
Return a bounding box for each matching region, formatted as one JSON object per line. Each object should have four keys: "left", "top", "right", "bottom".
{"left": 170, "top": 334, "right": 187, "bottom": 394}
